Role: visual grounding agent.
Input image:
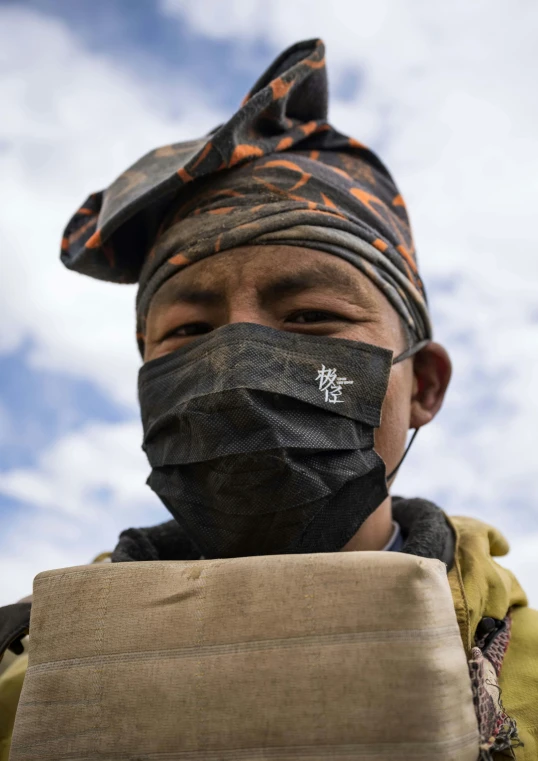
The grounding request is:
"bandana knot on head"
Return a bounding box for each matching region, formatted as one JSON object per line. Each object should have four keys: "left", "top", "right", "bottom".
{"left": 60, "top": 38, "right": 432, "bottom": 348}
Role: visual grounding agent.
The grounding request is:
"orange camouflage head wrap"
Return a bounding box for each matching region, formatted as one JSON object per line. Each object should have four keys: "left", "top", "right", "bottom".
{"left": 61, "top": 39, "right": 431, "bottom": 352}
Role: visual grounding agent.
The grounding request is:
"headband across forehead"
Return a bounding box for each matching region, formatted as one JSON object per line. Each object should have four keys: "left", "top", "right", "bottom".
{"left": 60, "top": 38, "right": 431, "bottom": 346}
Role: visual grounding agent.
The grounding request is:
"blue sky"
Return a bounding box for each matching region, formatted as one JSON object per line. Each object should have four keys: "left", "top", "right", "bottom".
{"left": 1, "top": 0, "right": 538, "bottom": 604}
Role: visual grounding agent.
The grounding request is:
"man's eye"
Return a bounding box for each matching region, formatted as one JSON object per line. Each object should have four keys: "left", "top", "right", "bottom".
{"left": 288, "top": 311, "right": 344, "bottom": 324}
{"left": 164, "top": 322, "right": 212, "bottom": 339}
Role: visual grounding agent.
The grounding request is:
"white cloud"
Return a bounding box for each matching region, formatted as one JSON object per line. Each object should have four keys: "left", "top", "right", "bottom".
{"left": 0, "top": 419, "right": 168, "bottom": 605}
{"left": 0, "top": 421, "right": 147, "bottom": 516}
{"left": 0, "top": 5, "right": 226, "bottom": 407}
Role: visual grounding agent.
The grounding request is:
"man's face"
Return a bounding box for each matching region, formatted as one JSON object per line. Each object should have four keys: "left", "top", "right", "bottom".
{"left": 144, "top": 245, "right": 437, "bottom": 480}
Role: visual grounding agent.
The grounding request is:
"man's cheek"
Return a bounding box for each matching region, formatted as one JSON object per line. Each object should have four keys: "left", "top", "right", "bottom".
{"left": 375, "top": 380, "right": 410, "bottom": 470}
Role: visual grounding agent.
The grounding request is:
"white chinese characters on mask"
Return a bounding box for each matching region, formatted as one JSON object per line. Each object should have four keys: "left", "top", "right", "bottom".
{"left": 315, "top": 365, "right": 353, "bottom": 404}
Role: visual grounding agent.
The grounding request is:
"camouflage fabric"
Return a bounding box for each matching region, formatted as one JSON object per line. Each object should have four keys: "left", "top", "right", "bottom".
{"left": 61, "top": 38, "right": 431, "bottom": 352}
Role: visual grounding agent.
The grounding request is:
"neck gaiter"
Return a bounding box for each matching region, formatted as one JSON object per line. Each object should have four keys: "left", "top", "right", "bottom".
{"left": 139, "top": 322, "right": 419, "bottom": 558}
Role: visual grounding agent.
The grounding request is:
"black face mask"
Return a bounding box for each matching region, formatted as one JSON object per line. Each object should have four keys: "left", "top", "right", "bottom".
{"left": 139, "top": 322, "right": 424, "bottom": 559}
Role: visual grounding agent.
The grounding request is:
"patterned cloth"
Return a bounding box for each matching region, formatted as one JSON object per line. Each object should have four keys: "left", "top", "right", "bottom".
{"left": 469, "top": 615, "right": 521, "bottom": 759}
{"left": 60, "top": 38, "right": 432, "bottom": 350}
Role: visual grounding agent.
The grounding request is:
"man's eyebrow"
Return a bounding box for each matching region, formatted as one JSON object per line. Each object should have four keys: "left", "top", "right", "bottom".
{"left": 258, "top": 265, "right": 361, "bottom": 306}
{"left": 150, "top": 262, "right": 363, "bottom": 311}
{"left": 152, "top": 283, "right": 225, "bottom": 309}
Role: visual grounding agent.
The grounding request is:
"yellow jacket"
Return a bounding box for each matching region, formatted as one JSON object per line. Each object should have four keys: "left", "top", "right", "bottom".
{"left": 1, "top": 516, "right": 537, "bottom": 760}
{"left": 447, "top": 516, "right": 538, "bottom": 759}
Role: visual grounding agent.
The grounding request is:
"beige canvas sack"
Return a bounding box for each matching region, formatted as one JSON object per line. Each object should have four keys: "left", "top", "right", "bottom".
{"left": 10, "top": 551, "right": 479, "bottom": 761}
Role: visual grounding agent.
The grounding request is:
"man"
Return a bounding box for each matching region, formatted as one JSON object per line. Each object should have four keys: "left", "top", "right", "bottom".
{"left": 1, "top": 38, "right": 537, "bottom": 760}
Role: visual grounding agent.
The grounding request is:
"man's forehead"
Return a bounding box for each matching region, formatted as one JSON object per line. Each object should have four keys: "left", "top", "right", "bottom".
{"left": 150, "top": 246, "right": 380, "bottom": 309}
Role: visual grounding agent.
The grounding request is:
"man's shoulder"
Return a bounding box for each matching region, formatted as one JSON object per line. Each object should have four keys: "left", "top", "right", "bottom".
{"left": 0, "top": 653, "right": 28, "bottom": 761}
{"left": 447, "top": 514, "right": 527, "bottom": 611}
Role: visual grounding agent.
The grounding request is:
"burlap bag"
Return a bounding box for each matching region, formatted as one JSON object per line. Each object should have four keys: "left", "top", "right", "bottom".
{"left": 10, "top": 552, "right": 479, "bottom": 760}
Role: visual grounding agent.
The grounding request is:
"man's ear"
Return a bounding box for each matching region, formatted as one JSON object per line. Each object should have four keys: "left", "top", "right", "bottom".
{"left": 409, "top": 342, "right": 452, "bottom": 429}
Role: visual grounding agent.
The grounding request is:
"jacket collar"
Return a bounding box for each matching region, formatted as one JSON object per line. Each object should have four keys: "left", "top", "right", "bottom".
{"left": 447, "top": 515, "right": 527, "bottom": 653}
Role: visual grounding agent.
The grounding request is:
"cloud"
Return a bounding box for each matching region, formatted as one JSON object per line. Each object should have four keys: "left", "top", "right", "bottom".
{"left": 0, "top": 342, "right": 131, "bottom": 471}
{"left": 0, "top": 419, "right": 168, "bottom": 604}
{"left": 0, "top": 5, "right": 226, "bottom": 407}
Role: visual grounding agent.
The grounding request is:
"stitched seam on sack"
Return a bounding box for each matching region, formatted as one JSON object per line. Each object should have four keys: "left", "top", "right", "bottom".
{"left": 34, "top": 554, "right": 430, "bottom": 584}
{"left": 35, "top": 556, "right": 417, "bottom": 581}
{"left": 13, "top": 729, "right": 480, "bottom": 760}
{"left": 27, "top": 625, "right": 460, "bottom": 674}
{"left": 33, "top": 555, "right": 447, "bottom": 582}
{"left": 11, "top": 727, "right": 102, "bottom": 752}
{"left": 93, "top": 574, "right": 112, "bottom": 752}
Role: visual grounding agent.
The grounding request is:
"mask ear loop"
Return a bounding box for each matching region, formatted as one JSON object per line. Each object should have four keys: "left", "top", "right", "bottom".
{"left": 386, "top": 428, "right": 419, "bottom": 482}
{"left": 385, "top": 338, "right": 430, "bottom": 483}
{"left": 393, "top": 339, "right": 430, "bottom": 364}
